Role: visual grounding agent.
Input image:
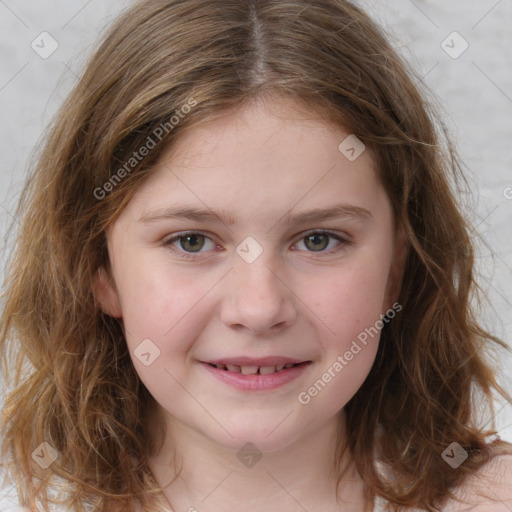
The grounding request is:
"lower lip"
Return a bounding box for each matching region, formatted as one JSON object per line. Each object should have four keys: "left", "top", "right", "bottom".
{"left": 201, "top": 362, "right": 311, "bottom": 391}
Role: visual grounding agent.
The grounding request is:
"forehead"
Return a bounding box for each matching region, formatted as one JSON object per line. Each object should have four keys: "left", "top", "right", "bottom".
{"left": 162, "top": 95, "right": 371, "bottom": 169}
{"left": 116, "top": 95, "right": 387, "bottom": 228}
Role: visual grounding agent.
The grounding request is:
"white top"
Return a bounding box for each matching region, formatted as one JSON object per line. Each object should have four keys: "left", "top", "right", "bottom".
{"left": 0, "top": 469, "right": 29, "bottom": 511}
{"left": 2, "top": 455, "right": 512, "bottom": 511}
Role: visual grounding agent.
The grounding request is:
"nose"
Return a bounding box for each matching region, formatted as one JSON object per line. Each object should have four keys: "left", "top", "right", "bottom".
{"left": 219, "top": 249, "right": 297, "bottom": 335}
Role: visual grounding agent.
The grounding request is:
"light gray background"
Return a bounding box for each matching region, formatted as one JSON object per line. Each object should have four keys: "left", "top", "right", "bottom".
{"left": 1, "top": 0, "right": 511, "bottom": 452}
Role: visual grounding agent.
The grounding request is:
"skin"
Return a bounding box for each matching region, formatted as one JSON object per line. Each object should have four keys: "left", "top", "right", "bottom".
{"left": 95, "top": 95, "right": 407, "bottom": 511}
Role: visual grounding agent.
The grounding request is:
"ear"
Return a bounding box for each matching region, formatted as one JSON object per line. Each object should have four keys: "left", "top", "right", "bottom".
{"left": 384, "top": 223, "right": 408, "bottom": 309}
{"left": 93, "top": 266, "right": 123, "bottom": 318}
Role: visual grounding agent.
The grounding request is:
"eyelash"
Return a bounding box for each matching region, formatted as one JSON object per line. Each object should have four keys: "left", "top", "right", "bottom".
{"left": 161, "top": 230, "right": 351, "bottom": 260}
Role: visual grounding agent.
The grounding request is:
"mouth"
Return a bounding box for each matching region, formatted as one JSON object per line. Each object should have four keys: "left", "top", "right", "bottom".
{"left": 201, "top": 358, "right": 312, "bottom": 391}
{"left": 206, "top": 361, "right": 307, "bottom": 375}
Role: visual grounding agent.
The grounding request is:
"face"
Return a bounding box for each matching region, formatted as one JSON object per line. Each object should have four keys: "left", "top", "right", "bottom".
{"left": 96, "top": 95, "right": 406, "bottom": 453}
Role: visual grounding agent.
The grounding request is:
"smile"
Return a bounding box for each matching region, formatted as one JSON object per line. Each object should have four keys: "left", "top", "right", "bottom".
{"left": 207, "top": 362, "right": 300, "bottom": 375}
{"left": 202, "top": 361, "right": 312, "bottom": 391}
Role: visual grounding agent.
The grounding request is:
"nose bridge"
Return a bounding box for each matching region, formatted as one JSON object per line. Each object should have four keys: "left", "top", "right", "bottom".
{"left": 234, "top": 235, "right": 278, "bottom": 294}
{"left": 236, "top": 255, "right": 277, "bottom": 302}
{"left": 220, "top": 240, "right": 296, "bottom": 333}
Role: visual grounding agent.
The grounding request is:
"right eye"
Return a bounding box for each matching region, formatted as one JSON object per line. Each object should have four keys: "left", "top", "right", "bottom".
{"left": 162, "top": 231, "right": 219, "bottom": 258}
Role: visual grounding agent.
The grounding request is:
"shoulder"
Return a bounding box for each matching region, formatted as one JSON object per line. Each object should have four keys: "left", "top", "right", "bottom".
{"left": 0, "top": 463, "right": 28, "bottom": 511}
{"left": 444, "top": 454, "right": 512, "bottom": 511}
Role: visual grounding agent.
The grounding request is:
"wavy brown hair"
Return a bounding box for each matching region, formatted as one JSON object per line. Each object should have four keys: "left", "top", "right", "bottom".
{"left": 1, "top": 0, "right": 511, "bottom": 510}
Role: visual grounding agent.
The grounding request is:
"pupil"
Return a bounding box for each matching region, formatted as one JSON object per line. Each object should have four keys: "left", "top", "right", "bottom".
{"left": 306, "top": 234, "right": 328, "bottom": 251}
{"left": 182, "top": 234, "right": 203, "bottom": 252}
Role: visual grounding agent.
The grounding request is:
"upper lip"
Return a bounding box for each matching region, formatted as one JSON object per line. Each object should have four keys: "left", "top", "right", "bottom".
{"left": 204, "top": 356, "right": 308, "bottom": 367}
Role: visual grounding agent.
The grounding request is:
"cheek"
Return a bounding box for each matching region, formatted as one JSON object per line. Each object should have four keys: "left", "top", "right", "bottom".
{"left": 294, "top": 250, "right": 390, "bottom": 409}
{"left": 304, "top": 251, "right": 391, "bottom": 343}
{"left": 113, "top": 261, "right": 215, "bottom": 406}
{"left": 113, "top": 257, "right": 217, "bottom": 354}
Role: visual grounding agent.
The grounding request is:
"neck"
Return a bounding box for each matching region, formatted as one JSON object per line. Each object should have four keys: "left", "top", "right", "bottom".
{"left": 147, "top": 409, "right": 368, "bottom": 512}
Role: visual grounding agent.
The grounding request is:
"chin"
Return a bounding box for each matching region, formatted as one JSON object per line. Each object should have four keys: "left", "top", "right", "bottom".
{"left": 206, "top": 421, "right": 303, "bottom": 455}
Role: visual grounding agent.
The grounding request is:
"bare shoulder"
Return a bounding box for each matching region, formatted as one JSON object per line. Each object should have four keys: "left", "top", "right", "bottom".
{"left": 445, "top": 454, "right": 512, "bottom": 511}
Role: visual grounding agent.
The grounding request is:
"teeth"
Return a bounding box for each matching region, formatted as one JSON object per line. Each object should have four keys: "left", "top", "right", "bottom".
{"left": 240, "top": 365, "right": 259, "bottom": 375}
{"left": 212, "top": 363, "right": 299, "bottom": 374}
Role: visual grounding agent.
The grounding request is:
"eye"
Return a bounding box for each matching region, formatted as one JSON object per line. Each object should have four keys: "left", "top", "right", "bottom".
{"left": 162, "top": 231, "right": 218, "bottom": 258}
{"left": 293, "top": 230, "right": 349, "bottom": 254}
{"left": 162, "top": 229, "right": 350, "bottom": 260}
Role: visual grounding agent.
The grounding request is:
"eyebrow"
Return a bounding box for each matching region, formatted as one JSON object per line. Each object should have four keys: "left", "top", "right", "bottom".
{"left": 138, "top": 202, "right": 372, "bottom": 227}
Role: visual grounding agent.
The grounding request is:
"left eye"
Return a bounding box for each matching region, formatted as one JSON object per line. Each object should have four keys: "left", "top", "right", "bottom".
{"left": 162, "top": 230, "right": 347, "bottom": 258}
{"left": 293, "top": 231, "right": 345, "bottom": 252}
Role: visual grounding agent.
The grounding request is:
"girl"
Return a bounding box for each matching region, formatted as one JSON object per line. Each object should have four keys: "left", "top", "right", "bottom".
{"left": 1, "top": 0, "right": 511, "bottom": 510}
